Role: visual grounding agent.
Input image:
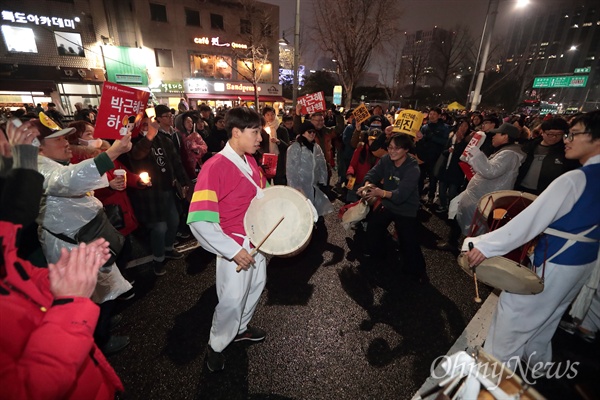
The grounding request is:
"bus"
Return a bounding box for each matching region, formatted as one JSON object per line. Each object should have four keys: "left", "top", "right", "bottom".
{"left": 516, "top": 100, "right": 559, "bottom": 115}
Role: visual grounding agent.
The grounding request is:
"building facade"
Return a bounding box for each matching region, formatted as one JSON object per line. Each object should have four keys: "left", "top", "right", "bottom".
{"left": 0, "top": 0, "right": 283, "bottom": 116}
{"left": 504, "top": 0, "right": 599, "bottom": 112}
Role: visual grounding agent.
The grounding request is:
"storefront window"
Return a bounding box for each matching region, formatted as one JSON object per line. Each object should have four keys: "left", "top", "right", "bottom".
{"left": 190, "top": 54, "right": 232, "bottom": 80}
{"left": 235, "top": 59, "right": 272, "bottom": 83}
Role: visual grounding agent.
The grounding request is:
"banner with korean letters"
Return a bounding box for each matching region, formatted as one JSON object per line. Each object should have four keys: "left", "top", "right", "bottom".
{"left": 95, "top": 82, "right": 149, "bottom": 140}
{"left": 297, "top": 91, "right": 326, "bottom": 115}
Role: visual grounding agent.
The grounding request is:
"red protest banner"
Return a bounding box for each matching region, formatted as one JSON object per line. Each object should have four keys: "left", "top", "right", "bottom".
{"left": 297, "top": 91, "right": 326, "bottom": 115}
{"left": 95, "top": 82, "right": 149, "bottom": 139}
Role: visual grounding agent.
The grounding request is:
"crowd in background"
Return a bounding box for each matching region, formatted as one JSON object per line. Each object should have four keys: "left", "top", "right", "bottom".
{"left": 1, "top": 96, "right": 598, "bottom": 398}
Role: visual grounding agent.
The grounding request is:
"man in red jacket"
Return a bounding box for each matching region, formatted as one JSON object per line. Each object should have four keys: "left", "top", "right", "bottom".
{"left": 0, "top": 119, "right": 124, "bottom": 399}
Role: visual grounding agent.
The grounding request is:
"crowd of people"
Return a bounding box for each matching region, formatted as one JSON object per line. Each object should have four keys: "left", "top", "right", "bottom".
{"left": 1, "top": 97, "right": 598, "bottom": 398}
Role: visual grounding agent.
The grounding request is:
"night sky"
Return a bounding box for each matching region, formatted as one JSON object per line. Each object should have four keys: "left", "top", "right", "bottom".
{"left": 261, "top": 0, "right": 582, "bottom": 74}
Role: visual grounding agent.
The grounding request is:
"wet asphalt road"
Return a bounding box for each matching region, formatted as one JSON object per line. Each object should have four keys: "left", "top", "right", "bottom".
{"left": 110, "top": 198, "right": 495, "bottom": 400}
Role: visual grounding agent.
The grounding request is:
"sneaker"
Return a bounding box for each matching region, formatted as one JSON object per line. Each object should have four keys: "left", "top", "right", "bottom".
{"left": 109, "top": 314, "right": 125, "bottom": 332}
{"left": 117, "top": 287, "right": 135, "bottom": 301}
{"left": 165, "top": 249, "right": 184, "bottom": 260}
{"left": 101, "top": 335, "right": 130, "bottom": 356}
{"left": 559, "top": 320, "right": 578, "bottom": 335}
{"left": 153, "top": 261, "right": 166, "bottom": 276}
{"left": 576, "top": 329, "right": 596, "bottom": 343}
{"left": 176, "top": 231, "right": 191, "bottom": 239}
{"left": 234, "top": 326, "right": 266, "bottom": 342}
{"left": 436, "top": 241, "right": 458, "bottom": 251}
{"left": 559, "top": 321, "right": 596, "bottom": 343}
{"left": 434, "top": 205, "right": 448, "bottom": 214}
{"left": 206, "top": 346, "right": 225, "bottom": 372}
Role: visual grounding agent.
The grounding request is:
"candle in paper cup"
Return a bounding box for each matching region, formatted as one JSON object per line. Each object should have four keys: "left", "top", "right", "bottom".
{"left": 139, "top": 172, "right": 150, "bottom": 184}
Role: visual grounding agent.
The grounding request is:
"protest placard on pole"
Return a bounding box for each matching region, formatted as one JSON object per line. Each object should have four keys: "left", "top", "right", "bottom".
{"left": 95, "top": 82, "right": 149, "bottom": 139}
{"left": 352, "top": 104, "right": 371, "bottom": 125}
{"left": 297, "top": 91, "right": 326, "bottom": 115}
{"left": 392, "top": 109, "right": 424, "bottom": 137}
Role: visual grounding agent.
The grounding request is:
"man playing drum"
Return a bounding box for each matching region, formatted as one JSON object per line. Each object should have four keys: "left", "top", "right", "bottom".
{"left": 187, "top": 107, "right": 268, "bottom": 372}
{"left": 465, "top": 110, "right": 600, "bottom": 369}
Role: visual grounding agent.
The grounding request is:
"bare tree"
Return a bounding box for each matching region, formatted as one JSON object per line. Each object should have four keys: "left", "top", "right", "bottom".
{"left": 378, "top": 48, "right": 404, "bottom": 107}
{"left": 312, "top": 0, "right": 403, "bottom": 108}
{"left": 431, "top": 25, "right": 474, "bottom": 91}
{"left": 219, "top": 0, "right": 277, "bottom": 107}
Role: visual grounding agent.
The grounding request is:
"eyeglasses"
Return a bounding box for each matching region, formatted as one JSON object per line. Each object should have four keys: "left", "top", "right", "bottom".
{"left": 564, "top": 131, "right": 590, "bottom": 141}
{"left": 305, "top": 130, "right": 317, "bottom": 134}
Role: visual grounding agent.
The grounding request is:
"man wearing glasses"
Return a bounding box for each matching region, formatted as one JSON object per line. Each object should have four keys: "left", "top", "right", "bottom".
{"left": 465, "top": 110, "right": 600, "bottom": 369}
{"left": 515, "top": 117, "right": 579, "bottom": 195}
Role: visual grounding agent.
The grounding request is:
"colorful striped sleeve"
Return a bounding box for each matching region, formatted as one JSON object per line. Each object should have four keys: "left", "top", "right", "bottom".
{"left": 187, "top": 189, "right": 219, "bottom": 223}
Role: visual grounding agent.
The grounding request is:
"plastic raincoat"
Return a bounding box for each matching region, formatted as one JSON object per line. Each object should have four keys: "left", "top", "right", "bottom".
{"left": 36, "top": 155, "right": 131, "bottom": 303}
{"left": 456, "top": 143, "right": 526, "bottom": 235}
{"left": 286, "top": 139, "right": 333, "bottom": 217}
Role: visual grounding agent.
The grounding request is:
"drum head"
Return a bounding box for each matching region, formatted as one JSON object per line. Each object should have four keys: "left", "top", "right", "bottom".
{"left": 458, "top": 254, "right": 544, "bottom": 295}
{"left": 244, "top": 186, "right": 314, "bottom": 256}
{"left": 477, "top": 190, "right": 537, "bottom": 231}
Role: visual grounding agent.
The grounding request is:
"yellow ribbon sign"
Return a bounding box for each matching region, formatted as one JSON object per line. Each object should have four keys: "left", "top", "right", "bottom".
{"left": 352, "top": 104, "right": 371, "bottom": 125}
{"left": 393, "top": 109, "right": 424, "bottom": 137}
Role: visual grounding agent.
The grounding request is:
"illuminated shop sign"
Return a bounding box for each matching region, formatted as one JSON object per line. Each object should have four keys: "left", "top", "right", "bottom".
{"left": 185, "top": 79, "right": 281, "bottom": 96}
{"left": 2, "top": 10, "right": 78, "bottom": 29}
{"left": 193, "top": 36, "right": 248, "bottom": 49}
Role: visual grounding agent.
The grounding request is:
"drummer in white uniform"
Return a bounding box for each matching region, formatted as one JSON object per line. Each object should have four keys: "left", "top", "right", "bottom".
{"left": 465, "top": 110, "right": 600, "bottom": 369}
{"left": 187, "top": 107, "right": 268, "bottom": 372}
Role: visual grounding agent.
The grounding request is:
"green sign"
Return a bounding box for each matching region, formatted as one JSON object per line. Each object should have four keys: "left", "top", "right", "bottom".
{"left": 532, "top": 75, "right": 588, "bottom": 88}
{"left": 574, "top": 67, "right": 591, "bottom": 74}
{"left": 103, "top": 46, "right": 149, "bottom": 86}
{"left": 151, "top": 80, "right": 184, "bottom": 94}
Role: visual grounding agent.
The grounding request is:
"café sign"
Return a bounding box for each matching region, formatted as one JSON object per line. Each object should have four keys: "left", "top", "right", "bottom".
{"left": 193, "top": 36, "right": 248, "bottom": 49}
{"left": 185, "top": 79, "right": 281, "bottom": 96}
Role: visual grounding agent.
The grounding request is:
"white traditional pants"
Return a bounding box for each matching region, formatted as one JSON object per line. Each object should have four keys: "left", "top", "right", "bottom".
{"left": 484, "top": 260, "right": 595, "bottom": 368}
{"left": 580, "top": 289, "right": 600, "bottom": 333}
{"left": 209, "top": 237, "right": 266, "bottom": 352}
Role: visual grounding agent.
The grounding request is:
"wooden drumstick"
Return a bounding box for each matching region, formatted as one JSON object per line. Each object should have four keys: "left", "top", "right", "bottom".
{"left": 236, "top": 216, "right": 285, "bottom": 272}
{"left": 469, "top": 242, "right": 482, "bottom": 303}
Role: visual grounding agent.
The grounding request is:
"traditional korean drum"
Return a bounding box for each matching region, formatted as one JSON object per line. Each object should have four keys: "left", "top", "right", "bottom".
{"left": 458, "top": 190, "right": 544, "bottom": 295}
{"left": 244, "top": 186, "right": 316, "bottom": 257}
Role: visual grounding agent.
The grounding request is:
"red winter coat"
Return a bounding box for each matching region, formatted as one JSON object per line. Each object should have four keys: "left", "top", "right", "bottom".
{"left": 346, "top": 142, "right": 379, "bottom": 186}
{"left": 0, "top": 221, "right": 124, "bottom": 399}
{"left": 94, "top": 159, "right": 141, "bottom": 236}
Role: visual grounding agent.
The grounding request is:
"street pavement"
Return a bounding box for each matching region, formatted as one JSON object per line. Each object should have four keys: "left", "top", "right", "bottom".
{"left": 109, "top": 197, "right": 598, "bottom": 400}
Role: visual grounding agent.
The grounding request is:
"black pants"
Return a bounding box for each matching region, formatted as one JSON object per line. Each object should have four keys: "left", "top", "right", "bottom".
{"left": 366, "top": 207, "right": 427, "bottom": 278}
{"left": 418, "top": 163, "right": 438, "bottom": 200}
{"left": 94, "top": 300, "right": 116, "bottom": 347}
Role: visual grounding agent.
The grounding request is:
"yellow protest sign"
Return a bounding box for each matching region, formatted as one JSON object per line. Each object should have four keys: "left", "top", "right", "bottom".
{"left": 392, "top": 109, "right": 424, "bottom": 137}
{"left": 352, "top": 104, "right": 371, "bottom": 125}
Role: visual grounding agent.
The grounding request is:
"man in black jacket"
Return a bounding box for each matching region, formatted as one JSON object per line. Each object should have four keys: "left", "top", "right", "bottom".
{"left": 515, "top": 117, "right": 579, "bottom": 195}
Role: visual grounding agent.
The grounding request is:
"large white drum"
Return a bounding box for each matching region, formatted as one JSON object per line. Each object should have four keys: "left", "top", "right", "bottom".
{"left": 244, "top": 186, "right": 316, "bottom": 257}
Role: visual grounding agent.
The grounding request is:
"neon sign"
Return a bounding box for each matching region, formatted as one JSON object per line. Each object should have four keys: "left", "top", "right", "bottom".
{"left": 193, "top": 36, "right": 248, "bottom": 49}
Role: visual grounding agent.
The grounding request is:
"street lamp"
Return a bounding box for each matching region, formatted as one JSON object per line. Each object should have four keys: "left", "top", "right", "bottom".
{"left": 293, "top": 0, "right": 300, "bottom": 107}
{"left": 469, "top": 0, "right": 529, "bottom": 111}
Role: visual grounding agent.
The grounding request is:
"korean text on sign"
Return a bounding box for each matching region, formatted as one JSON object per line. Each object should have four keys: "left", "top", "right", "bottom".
{"left": 352, "top": 104, "right": 371, "bottom": 125}
{"left": 392, "top": 109, "right": 424, "bottom": 137}
{"left": 297, "top": 91, "right": 326, "bottom": 115}
{"left": 95, "top": 82, "right": 149, "bottom": 140}
{"left": 2, "top": 10, "right": 76, "bottom": 29}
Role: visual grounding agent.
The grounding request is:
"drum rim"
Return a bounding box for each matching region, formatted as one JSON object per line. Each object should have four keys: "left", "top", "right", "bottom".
{"left": 244, "top": 186, "right": 314, "bottom": 256}
{"left": 477, "top": 190, "right": 537, "bottom": 220}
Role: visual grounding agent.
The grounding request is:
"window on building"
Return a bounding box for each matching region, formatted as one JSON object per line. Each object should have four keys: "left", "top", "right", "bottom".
{"left": 54, "top": 32, "right": 85, "bottom": 57}
{"left": 210, "top": 13, "right": 224, "bottom": 30}
{"left": 155, "top": 48, "right": 173, "bottom": 67}
{"left": 2, "top": 26, "right": 37, "bottom": 53}
{"left": 150, "top": 3, "right": 168, "bottom": 22}
{"left": 236, "top": 59, "right": 272, "bottom": 82}
{"left": 261, "top": 23, "right": 272, "bottom": 37}
{"left": 190, "top": 54, "right": 232, "bottom": 79}
{"left": 185, "top": 8, "right": 200, "bottom": 26}
{"left": 240, "top": 19, "right": 252, "bottom": 35}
